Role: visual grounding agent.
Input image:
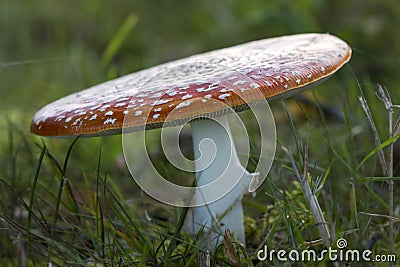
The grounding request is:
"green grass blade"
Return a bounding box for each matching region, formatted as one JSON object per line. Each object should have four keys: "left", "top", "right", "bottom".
{"left": 314, "top": 160, "right": 333, "bottom": 197}
{"left": 281, "top": 101, "right": 302, "bottom": 161}
{"left": 356, "top": 133, "right": 400, "bottom": 172}
{"left": 95, "top": 148, "right": 105, "bottom": 257}
{"left": 49, "top": 136, "right": 80, "bottom": 262}
{"left": 101, "top": 14, "right": 138, "bottom": 66}
{"left": 28, "top": 144, "right": 46, "bottom": 266}
{"left": 357, "top": 176, "right": 400, "bottom": 182}
{"left": 103, "top": 178, "right": 151, "bottom": 255}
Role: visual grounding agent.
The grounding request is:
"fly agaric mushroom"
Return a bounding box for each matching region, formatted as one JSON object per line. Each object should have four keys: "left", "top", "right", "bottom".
{"left": 30, "top": 33, "right": 351, "bottom": 248}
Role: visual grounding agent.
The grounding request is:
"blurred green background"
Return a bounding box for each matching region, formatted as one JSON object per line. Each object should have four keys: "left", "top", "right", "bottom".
{"left": 0, "top": 0, "right": 399, "bottom": 264}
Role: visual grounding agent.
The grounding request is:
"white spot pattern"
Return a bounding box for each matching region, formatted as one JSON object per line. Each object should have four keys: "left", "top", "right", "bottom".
{"left": 218, "top": 93, "right": 231, "bottom": 100}
{"left": 115, "top": 102, "right": 127, "bottom": 107}
{"left": 150, "top": 92, "right": 163, "bottom": 98}
{"left": 55, "top": 115, "right": 66, "bottom": 121}
{"left": 72, "top": 118, "right": 82, "bottom": 126}
{"left": 166, "top": 90, "right": 178, "bottom": 96}
{"left": 181, "top": 94, "right": 192, "bottom": 100}
{"left": 104, "top": 118, "right": 117, "bottom": 125}
{"left": 250, "top": 83, "right": 260, "bottom": 89}
{"left": 176, "top": 101, "right": 192, "bottom": 109}
{"left": 99, "top": 105, "right": 111, "bottom": 112}
{"left": 233, "top": 80, "right": 246, "bottom": 86}
{"left": 154, "top": 99, "right": 170, "bottom": 105}
{"left": 89, "top": 114, "right": 98, "bottom": 121}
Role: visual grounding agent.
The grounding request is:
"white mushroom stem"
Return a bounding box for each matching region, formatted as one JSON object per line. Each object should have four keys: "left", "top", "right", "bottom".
{"left": 185, "top": 116, "right": 258, "bottom": 248}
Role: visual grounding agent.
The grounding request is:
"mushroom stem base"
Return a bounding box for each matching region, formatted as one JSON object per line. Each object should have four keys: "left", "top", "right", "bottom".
{"left": 185, "top": 116, "right": 257, "bottom": 248}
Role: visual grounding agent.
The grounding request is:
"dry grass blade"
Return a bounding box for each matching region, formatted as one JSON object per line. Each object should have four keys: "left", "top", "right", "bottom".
{"left": 198, "top": 250, "right": 210, "bottom": 267}
{"left": 359, "top": 95, "right": 387, "bottom": 174}
{"left": 359, "top": 212, "right": 400, "bottom": 222}
{"left": 222, "top": 229, "right": 244, "bottom": 267}
{"left": 281, "top": 146, "right": 331, "bottom": 248}
{"left": 361, "top": 84, "right": 398, "bottom": 265}
{"left": 375, "top": 84, "right": 396, "bottom": 261}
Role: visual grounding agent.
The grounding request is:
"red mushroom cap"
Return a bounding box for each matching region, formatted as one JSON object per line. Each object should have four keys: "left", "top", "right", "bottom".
{"left": 31, "top": 33, "right": 351, "bottom": 137}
